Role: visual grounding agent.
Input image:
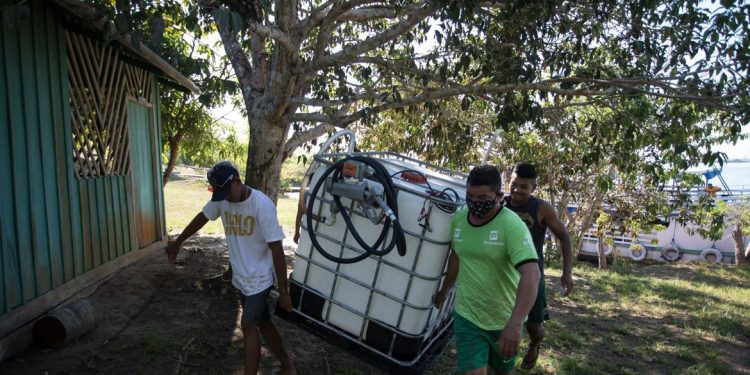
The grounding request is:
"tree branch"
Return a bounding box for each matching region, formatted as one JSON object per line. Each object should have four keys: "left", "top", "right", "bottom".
{"left": 213, "top": 9, "right": 257, "bottom": 105}
{"left": 295, "top": 1, "right": 395, "bottom": 117}
{"left": 283, "top": 123, "right": 337, "bottom": 156}
{"left": 266, "top": 1, "right": 299, "bottom": 120}
{"left": 205, "top": 1, "right": 294, "bottom": 53}
{"left": 246, "top": 19, "right": 295, "bottom": 53}
{"left": 304, "top": 2, "right": 437, "bottom": 73}
{"left": 292, "top": 83, "right": 613, "bottom": 120}
{"left": 300, "top": 0, "right": 379, "bottom": 35}
{"left": 308, "top": 2, "right": 368, "bottom": 64}
{"left": 338, "top": 7, "right": 397, "bottom": 22}
{"left": 248, "top": 31, "right": 268, "bottom": 93}
{"left": 350, "top": 56, "right": 451, "bottom": 86}
{"left": 289, "top": 93, "right": 383, "bottom": 107}
{"left": 290, "top": 70, "right": 743, "bottom": 128}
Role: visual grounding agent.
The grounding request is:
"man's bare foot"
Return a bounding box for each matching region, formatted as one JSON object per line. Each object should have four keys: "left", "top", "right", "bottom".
{"left": 521, "top": 342, "right": 540, "bottom": 369}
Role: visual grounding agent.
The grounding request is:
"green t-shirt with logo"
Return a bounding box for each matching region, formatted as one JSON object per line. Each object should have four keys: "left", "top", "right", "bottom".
{"left": 451, "top": 207, "right": 538, "bottom": 330}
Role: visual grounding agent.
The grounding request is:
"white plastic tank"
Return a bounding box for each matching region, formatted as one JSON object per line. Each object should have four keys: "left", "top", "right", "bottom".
{"left": 292, "top": 153, "right": 465, "bottom": 341}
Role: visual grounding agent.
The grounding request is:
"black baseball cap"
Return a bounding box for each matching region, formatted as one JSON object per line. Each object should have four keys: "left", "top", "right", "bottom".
{"left": 207, "top": 161, "right": 239, "bottom": 201}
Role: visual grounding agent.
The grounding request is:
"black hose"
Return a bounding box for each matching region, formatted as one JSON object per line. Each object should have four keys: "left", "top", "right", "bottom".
{"left": 392, "top": 169, "right": 459, "bottom": 213}
{"left": 306, "top": 156, "right": 407, "bottom": 264}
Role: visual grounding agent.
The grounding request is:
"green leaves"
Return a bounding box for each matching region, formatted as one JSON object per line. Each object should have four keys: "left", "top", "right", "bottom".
{"left": 595, "top": 175, "right": 614, "bottom": 193}
{"left": 211, "top": 8, "right": 243, "bottom": 33}
{"left": 357, "top": 97, "right": 492, "bottom": 170}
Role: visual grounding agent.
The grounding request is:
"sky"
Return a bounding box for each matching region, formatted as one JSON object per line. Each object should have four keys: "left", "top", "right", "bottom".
{"left": 713, "top": 131, "right": 750, "bottom": 160}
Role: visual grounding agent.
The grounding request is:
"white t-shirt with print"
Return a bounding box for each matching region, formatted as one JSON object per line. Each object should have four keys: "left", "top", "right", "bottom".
{"left": 202, "top": 188, "right": 285, "bottom": 296}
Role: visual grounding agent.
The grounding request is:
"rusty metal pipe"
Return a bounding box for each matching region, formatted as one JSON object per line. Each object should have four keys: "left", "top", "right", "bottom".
{"left": 32, "top": 298, "right": 102, "bottom": 348}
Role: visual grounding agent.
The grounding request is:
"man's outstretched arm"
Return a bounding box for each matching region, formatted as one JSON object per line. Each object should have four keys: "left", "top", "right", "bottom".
{"left": 541, "top": 202, "right": 574, "bottom": 295}
{"left": 166, "top": 212, "right": 209, "bottom": 262}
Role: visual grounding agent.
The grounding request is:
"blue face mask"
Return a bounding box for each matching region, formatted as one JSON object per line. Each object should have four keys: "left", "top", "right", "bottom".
{"left": 466, "top": 195, "right": 499, "bottom": 218}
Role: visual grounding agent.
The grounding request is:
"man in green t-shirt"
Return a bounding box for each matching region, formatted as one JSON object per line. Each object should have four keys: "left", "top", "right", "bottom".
{"left": 435, "top": 165, "right": 540, "bottom": 375}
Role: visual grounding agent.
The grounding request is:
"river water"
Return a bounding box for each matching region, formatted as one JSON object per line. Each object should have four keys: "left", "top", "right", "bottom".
{"left": 715, "top": 161, "right": 750, "bottom": 189}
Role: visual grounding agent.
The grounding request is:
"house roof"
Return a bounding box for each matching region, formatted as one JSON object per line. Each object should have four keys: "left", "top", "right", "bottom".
{"left": 51, "top": 0, "right": 200, "bottom": 95}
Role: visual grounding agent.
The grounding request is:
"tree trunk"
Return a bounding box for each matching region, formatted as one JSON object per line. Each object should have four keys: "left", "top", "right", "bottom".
{"left": 597, "top": 232, "right": 608, "bottom": 269}
{"left": 213, "top": 10, "right": 292, "bottom": 203}
{"left": 162, "top": 138, "right": 180, "bottom": 186}
{"left": 731, "top": 223, "right": 749, "bottom": 266}
{"left": 576, "top": 210, "right": 597, "bottom": 253}
{"left": 576, "top": 212, "right": 594, "bottom": 248}
{"left": 244, "top": 114, "right": 289, "bottom": 203}
{"left": 576, "top": 192, "right": 606, "bottom": 252}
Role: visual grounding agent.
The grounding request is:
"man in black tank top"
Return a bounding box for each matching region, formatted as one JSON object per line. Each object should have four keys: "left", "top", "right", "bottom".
{"left": 504, "top": 162, "right": 574, "bottom": 370}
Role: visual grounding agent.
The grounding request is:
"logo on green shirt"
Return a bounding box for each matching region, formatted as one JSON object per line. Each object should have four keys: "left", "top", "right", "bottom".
{"left": 453, "top": 228, "right": 462, "bottom": 241}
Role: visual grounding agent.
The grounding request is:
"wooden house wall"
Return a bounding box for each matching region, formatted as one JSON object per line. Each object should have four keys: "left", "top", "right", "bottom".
{"left": 0, "top": 0, "right": 166, "bottom": 317}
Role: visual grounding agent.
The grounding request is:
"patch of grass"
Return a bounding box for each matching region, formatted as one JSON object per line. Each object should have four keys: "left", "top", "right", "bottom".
{"left": 556, "top": 355, "right": 598, "bottom": 375}
{"left": 591, "top": 357, "right": 641, "bottom": 375}
{"left": 682, "top": 360, "right": 731, "bottom": 375}
{"left": 545, "top": 321, "right": 586, "bottom": 349}
{"left": 539, "top": 262, "right": 750, "bottom": 374}
{"left": 164, "top": 179, "right": 298, "bottom": 236}
{"left": 277, "top": 194, "right": 299, "bottom": 230}
{"left": 140, "top": 334, "right": 172, "bottom": 363}
{"left": 610, "top": 322, "right": 632, "bottom": 336}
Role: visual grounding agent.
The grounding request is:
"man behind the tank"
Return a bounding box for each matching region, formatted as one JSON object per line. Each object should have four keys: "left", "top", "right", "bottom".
{"left": 505, "top": 162, "right": 574, "bottom": 370}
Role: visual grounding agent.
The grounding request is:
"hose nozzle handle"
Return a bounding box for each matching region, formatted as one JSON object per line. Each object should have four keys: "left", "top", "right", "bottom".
{"left": 373, "top": 195, "right": 398, "bottom": 222}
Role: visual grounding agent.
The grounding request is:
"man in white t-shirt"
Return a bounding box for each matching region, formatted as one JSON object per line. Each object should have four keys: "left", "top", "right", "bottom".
{"left": 166, "top": 161, "right": 295, "bottom": 375}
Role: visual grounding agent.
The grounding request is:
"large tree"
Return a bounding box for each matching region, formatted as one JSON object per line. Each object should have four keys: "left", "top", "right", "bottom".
{"left": 199, "top": 0, "right": 748, "bottom": 201}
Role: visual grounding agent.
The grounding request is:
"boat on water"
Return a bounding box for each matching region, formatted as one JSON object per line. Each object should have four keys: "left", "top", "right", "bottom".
{"left": 577, "top": 167, "right": 750, "bottom": 264}
{"left": 479, "top": 130, "right": 750, "bottom": 264}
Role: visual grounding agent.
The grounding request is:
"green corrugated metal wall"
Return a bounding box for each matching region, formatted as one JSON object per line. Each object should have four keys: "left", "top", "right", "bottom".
{"left": 0, "top": 1, "right": 166, "bottom": 316}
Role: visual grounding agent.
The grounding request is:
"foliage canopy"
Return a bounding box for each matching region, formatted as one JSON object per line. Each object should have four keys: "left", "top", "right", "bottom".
{"left": 191, "top": 0, "right": 749, "bottom": 201}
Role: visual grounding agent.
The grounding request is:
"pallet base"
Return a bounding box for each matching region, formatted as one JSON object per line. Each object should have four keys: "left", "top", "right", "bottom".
{"left": 276, "top": 303, "right": 453, "bottom": 375}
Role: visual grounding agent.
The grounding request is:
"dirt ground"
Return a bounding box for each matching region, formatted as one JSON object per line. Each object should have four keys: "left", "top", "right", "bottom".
{"left": 2, "top": 233, "right": 748, "bottom": 375}
{"left": 0, "top": 234, "right": 456, "bottom": 375}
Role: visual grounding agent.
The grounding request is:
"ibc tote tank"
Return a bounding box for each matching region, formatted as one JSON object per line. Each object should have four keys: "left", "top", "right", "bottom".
{"left": 289, "top": 151, "right": 466, "bottom": 369}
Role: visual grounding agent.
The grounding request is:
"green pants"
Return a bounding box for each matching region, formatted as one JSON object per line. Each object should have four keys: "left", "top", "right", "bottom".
{"left": 454, "top": 312, "right": 517, "bottom": 373}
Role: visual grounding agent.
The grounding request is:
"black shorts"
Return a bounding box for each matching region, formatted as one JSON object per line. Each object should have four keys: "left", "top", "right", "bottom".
{"left": 241, "top": 286, "right": 272, "bottom": 324}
